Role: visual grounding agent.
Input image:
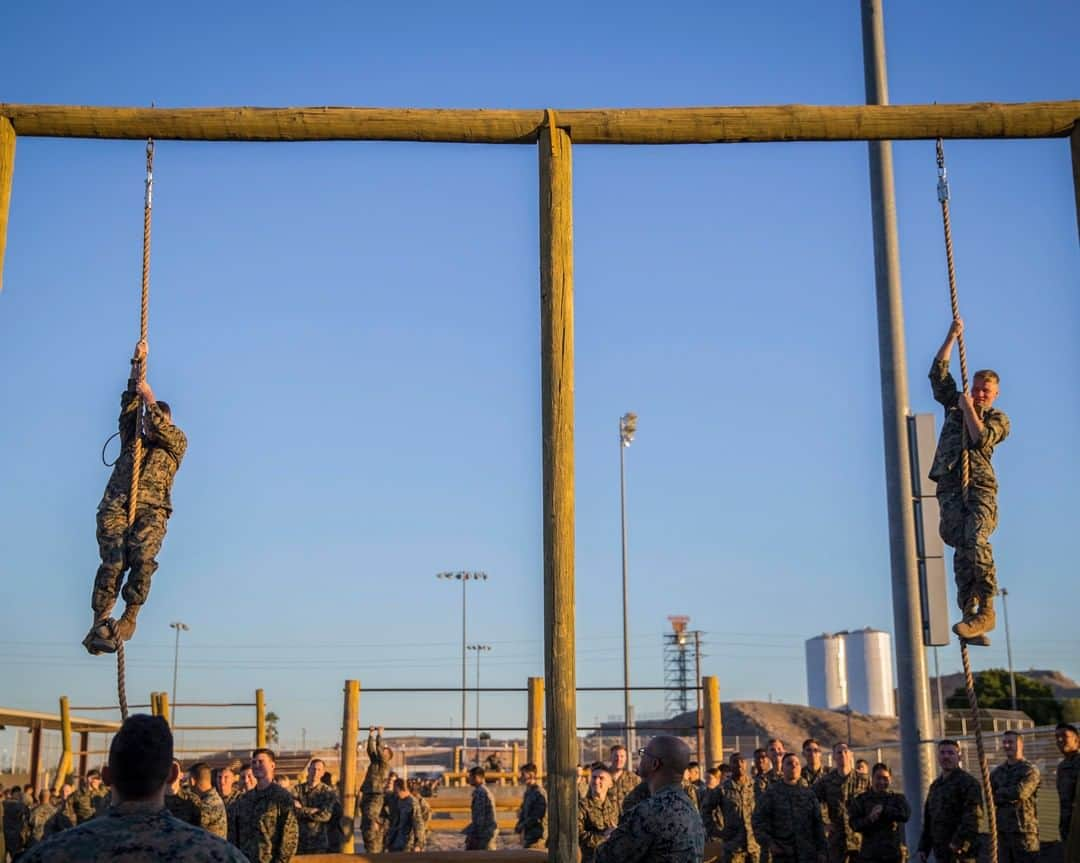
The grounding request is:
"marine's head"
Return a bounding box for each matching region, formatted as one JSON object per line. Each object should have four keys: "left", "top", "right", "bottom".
{"left": 781, "top": 752, "right": 802, "bottom": 785}
{"left": 937, "top": 739, "right": 961, "bottom": 772}
{"left": 971, "top": 370, "right": 1000, "bottom": 410}
{"left": 102, "top": 714, "right": 177, "bottom": 804}
{"left": 1057, "top": 723, "right": 1079, "bottom": 755}
{"left": 871, "top": 762, "right": 892, "bottom": 793}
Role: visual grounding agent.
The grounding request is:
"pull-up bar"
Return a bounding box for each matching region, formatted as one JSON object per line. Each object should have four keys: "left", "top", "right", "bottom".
{"left": 1, "top": 100, "right": 1077, "bottom": 144}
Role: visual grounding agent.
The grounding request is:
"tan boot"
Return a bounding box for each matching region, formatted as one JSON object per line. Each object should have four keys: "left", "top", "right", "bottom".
{"left": 114, "top": 605, "right": 141, "bottom": 642}
{"left": 82, "top": 619, "right": 119, "bottom": 655}
{"left": 953, "top": 595, "right": 996, "bottom": 640}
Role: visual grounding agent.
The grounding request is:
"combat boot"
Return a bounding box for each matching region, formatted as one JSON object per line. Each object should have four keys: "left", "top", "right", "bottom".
{"left": 113, "top": 605, "right": 141, "bottom": 642}
{"left": 953, "top": 594, "right": 996, "bottom": 640}
{"left": 962, "top": 633, "right": 991, "bottom": 647}
{"left": 82, "top": 619, "right": 119, "bottom": 656}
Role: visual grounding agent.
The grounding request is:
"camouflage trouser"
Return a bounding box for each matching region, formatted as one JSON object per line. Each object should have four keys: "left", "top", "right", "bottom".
{"left": 997, "top": 833, "right": 1038, "bottom": 863}
{"left": 92, "top": 500, "right": 170, "bottom": 616}
{"left": 725, "top": 849, "right": 759, "bottom": 863}
{"left": 359, "top": 792, "right": 384, "bottom": 853}
{"left": 937, "top": 485, "right": 998, "bottom": 610}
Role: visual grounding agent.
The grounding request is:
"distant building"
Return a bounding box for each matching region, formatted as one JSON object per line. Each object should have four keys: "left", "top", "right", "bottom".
{"left": 806, "top": 629, "right": 895, "bottom": 717}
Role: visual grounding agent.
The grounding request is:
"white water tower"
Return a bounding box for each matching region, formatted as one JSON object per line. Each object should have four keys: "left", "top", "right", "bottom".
{"left": 805, "top": 633, "right": 848, "bottom": 710}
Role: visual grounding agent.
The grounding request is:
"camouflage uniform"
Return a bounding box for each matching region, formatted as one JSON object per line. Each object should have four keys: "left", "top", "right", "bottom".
{"left": 929, "top": 358, "right": 1009, "bottom": 612}
{"left": 755, "top": 770, "right": 780, "bottom": 805}
{"left": 386, "top": 794, "right": 427, "bottom": 853}
{"left": 326, "top": 794, "right": 345, "bottom": 853}
{"left": 752, "top": 781, "right": 827, "bottom": 863}
{"left": 294, "top": 779, "right": 336, "bottom": 854}
{"left": 917, "top": 768, "right": 983, "bottom": 863}
{"left": 72, "top": 786, "right": 109, "bottom": 825}
{"left": 192, "top": 787, "right": 227, "bottom": 839}
{"left": 801, "top": 766, "right": 830, "bottom": 788}
{"left": 92, "top": 369, "right": 188, "bottom": 622}
{"left": 29, "top": 802, "right": 57, "bottom": 845}
{"left": 609, "top": 770, "right": 640, "bottom": 814}
{"left": 848, "top": 789, "right": 911, "bottom": 863}
{"left": 164, "top": 788, "right": 200, "bottom": 826}
{"left": 43, "top": 798, "right": 76, "bottom": 838}
{"left": 719, "top": 777, "right": 759, "bottom": 863}
{"left": 230, "top": 783, "right": 299, "bottom": 863}
{"left": 700, "top": 785, "right": 725, "bottom": 840}
{"left": 3, "top": 797, "right": 31, "bottom": 859}
{"left": 596, "top": 782, "right": 705, "bottom": 863}
{"left": 18, "top": 801, "right": 248, "bottom": 863}
{"left": 991, "top": 758, "right": 1041, "bottom": 862}
{"left": 578, "top": 791, "right": 619, "bottom": 862}
{"left": 620, "top": 781, "right": 651, "bottom": 824}
{"left": 683, "top": 780, "right": 700, "bottom": 809}
{"left": 223, "top": 789, "right": 244, "bottom": 844}
{"left": 814, "top": 769, "right": 870, "bottom": 863}
{"left": 515, "top": 782, "right": 547, "bottom": 848}
{"left": 359, "top": 733, "right": 390, "bottom": 853}
{"left": 464, "top": 782, "right": 498, "bottom": 850}
{"left": 1058, "top": 751, "right": 1080, "bottom": 842}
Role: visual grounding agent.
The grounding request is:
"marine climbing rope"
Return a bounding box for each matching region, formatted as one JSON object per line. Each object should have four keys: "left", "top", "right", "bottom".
{"left": 936, "top": 136, "right": 996, "bottom": 862}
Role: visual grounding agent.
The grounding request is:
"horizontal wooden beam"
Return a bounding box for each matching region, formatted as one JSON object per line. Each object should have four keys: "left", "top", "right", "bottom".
{"left": 1, "top": 101, "right": 1077, "bottom": 144}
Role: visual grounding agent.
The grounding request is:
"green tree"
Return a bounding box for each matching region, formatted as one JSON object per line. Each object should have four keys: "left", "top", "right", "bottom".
{"left": 946, "top": 669, "right": 1063, "bottom": 726}
{"left": 265, "top": 710, "right": 280, "bottom": 745}
{"left": 1062, "top": 699, "right": 1080, "bottom": 725}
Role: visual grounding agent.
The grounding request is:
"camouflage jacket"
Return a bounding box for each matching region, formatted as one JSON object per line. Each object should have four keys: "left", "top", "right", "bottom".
{"left": 814, "top": 768, "right": 870, "bottom": 852}
{"left": 3, "top": 798, "right": 31, "bottom": 856}
{"left": 165, "top": 788, "right": 200, "bottom": 826}
{"left": 1058, "top": 751, "right": 1080, "bottom": 840}
{"left": 360, "top": 733, "right": 390, "bottom": 793}
{"left": 800, "top": 765, "right": 830, "bottom": 788}
{"left": 464, "top": 783, "right": 498, "bottom": 849}
{"left": 928, "top": 358, "right": 1009, "bottom": 492}
{"left": 43, "top": 798, "right": 77, "bottom": 837}
{"left": 192, "top": 787, "right": 227, "bottom": 839}
{"left": 386, "top": 794, "right": 426, "bottom": 852}
{"left": 917, "top": 768, "right": 983, "bottom": 856}
{"left": 752, "top": 781, "right": 827, "bottom": 863}
{"left": 230, "top": 783, "right": 299, "bottom": 863}
{"left": 699, "top": 785, "right": 725, "bottom": 839}
{"left": 595, "top": 782, "right": 705, "bottom": 863}
{"left": 755, "top": 769, "right": 779, "bottom": 804}
{"left": 620, "top": 781, "right": 651, "bottom": 823}
{"left": 19, "top": 802, "right": 248, "bottom": 863}
{"left": 682, "top": 780, "right": 699, "bottom": 809}
{"left": 72, "top": 787, "right": 109, "bottom": 825}
{"left": 991, "top": 759, "right": 1041, "bottom": 838}
{"left": 29, "top": 802, "right": 57, "bottom": 844}
{"left": 102, "top": 375, "right": 188, "bottom": 513}
{"left": 719, "top": 777, "right": 759, "bottom": 854}
{"left": 578, "top": 791, "right": 619, "bottom": 860}
{"left": 294, "top": 780, "right": 336, "bottom": 853}
{"left": 848, "top": 789, "right": 910, "bottom": 862}
{"left": 609, "top": 770, "right": 640, "bottom": 813}
{"left": 515, "top": 782, "right": 547, "bottom": 846}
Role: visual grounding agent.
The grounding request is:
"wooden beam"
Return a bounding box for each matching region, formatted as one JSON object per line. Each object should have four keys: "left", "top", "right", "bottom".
{"left": 1071, "top": 124, "right": 1080, "bottom": 243}
{"left": 702, "top": 676, "right": 723, "bottom": 770}
{"left": 539, "top": 110, "right": 577, "bottom": 863}
{"left": 526, "top": 676, "right": 544, "bottom": 774}
{"left": 340, "top": 680, "right": 360, "bottom": 854}
{"left": 255, "top": 689, "right": 266, "bottom": 748}
{"left": 0, "top": 116, "right": 13, "bottom": 293}
{"left": 0, "top": 101, "right": 1077, "bottom": 144}
{"left": 29, "top": 724, "right": 43, "bottom": 793}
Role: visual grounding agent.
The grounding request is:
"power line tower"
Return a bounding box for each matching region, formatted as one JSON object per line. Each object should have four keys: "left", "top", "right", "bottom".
{"left": 664, "top": 616, "right": 700, "bottom": 718}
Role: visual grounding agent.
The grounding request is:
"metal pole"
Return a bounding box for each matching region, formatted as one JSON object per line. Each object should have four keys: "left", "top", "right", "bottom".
{"left": 934, "top": 647, "right": 947, "bottom": 739}
{"left": 462, "top": 578, "right": 468, "bottom": 756}
{"left": 1000, "top": 588, "right": 1017, "bottom": 711}
{"left": 619, "top": 415, "right": 634, "bottom": 751}
{"left": 169, "top": 621, "right": 188, "bottom": 726}
{"left": 475, "top": 647, "right": 481, "bottom": 765}
{"left": 694, "top": 631, "right": 704, "bottom": 763}
{"left": 860, "top": 0, "right": 934, "bottom": 843}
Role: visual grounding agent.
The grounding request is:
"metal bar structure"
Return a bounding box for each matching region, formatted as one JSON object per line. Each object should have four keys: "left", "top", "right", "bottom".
{"left": 356, "top": 685, "right": 700, "bottom": 693}
{"left": 860, "top": 0, "right": 936, "bottom": 842}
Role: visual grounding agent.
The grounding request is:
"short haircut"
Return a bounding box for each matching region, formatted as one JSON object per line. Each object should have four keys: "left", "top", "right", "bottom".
{"left": 707, "top": 767, "right": 721, "bottom": 777}
{"left": 1057, "top": 723, "right": 1079, "bottom": 735}
{"left": 781, "top": 753, "right": 800, "bottom": 767}
{"left": 802, "top": 738, "right": 820, "bottom": 750}
{"left": 590, "top": 765, "right": 612, "bottom": 777}
{"left": 189, "top": 761, "right": 211, "bottom": 782}
{"left": 86, "top": 769, "right": 101, "bottom": 779}
{"left": 855, "top": 758, "right": 869, "bottom": 768}
{"left": 521, "top": 763, "right": 538, "bottom": 774}
{"left": 156, "top": 401, "right": 172, "bottom": 419}
{"left": 753, "top": 748, "right": 768, "bottom": 758}
{"left": 1003, "top": 730, "right": 1022, "bottom": 739}
{"left": 687, "top": 760, "right": 700, "bottom": 769}
{"left": 767, "top": 738, "right": 783, "bottom": 748}
{"left": 718, "top": 764, "right": 732, "bottom": 775}
{"left": 321, "top": 772, "right": 333, "bottom": 785}
{"left": 393, "top": 778, "right": 407, "bottom": 791}
{"left": 308, "top": 758, "right": 326, "bottom": 770}
{"left": 872, "top": 762, "right": 891, "bottom": 776}
{"left": 938, "top": 739, "right": 960, "bottom": 749}
{"left": 468, "top": 766, "right": 485, "bottom": 780}
{"left": 252, "top": 747, "right": 277, "bottom": 763}
{"left": 610, "top": 744, "right": 626, "bottom": 754}
{"left": 973, "top": 369, "right": 1000, "bottom": 386}
{"left": 108, "top": 714, "right": 173, "bottom": 800}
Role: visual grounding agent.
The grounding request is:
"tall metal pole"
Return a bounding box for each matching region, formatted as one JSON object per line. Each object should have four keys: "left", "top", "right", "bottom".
{"left": 467, "top": 644, "right": 491, "bottom": 765}
{"left": 169, "top": 621, "right": 189, "bottom": 726}
{"left": 860, "top": 0, "right": 934, "bottom": 841}
{"left": 934, "top": 647, "right": 947, "bottom": 739}
{"left": 462, "top": 579, "right": 468, "bottom": 755}
{"left": 694, "top": 631, "right": 704, "bottom": 762}
{"left": 1000, "top": 588, "right": 1017, "bottom": 711}
{"left": 619, "top": 412, "right": 636, "bottom": 752}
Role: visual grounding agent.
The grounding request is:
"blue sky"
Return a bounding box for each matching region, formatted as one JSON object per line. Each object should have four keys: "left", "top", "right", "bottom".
{"left": 0, "top": 0, "right": 1077, "bottom": 754}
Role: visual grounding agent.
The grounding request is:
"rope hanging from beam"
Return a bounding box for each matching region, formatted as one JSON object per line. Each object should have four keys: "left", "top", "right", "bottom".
{"left": 936, "top": 137, "right": 997, "bottom": 863}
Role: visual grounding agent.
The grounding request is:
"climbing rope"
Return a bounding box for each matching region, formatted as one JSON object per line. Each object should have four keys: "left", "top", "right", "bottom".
{"left": 936, "top": 137, "right": 997, "bottom": 862}
{"left": 114, "top": 138, "right": 154, "bottom": 721}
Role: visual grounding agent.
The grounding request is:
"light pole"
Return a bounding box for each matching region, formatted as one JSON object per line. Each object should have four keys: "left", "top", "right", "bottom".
{"left": 618, "top": 411, "right": 637, "bottom": 751}
{"left": 436, "top": 571, "right": 489, "bottom": 755}
{"left": 169, "top": 621, "right": 189, "bottom": 725}
{"left": 999, "top": 588, "right": 1018, "bottom": 711}
{"left": 467, "top": 644, "right": 492, "bottom": 766}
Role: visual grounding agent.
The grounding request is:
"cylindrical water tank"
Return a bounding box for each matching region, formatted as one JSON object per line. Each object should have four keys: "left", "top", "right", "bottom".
{"left": 805, "top": 633, "right": 847, "bottom": 710}
{"left": 845, "top": 628, "right": 896, "bottom": 716}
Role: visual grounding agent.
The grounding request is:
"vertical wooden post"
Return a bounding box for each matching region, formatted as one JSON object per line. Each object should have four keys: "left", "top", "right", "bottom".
{"left": 453, "top": 745, "right": 462, "bottom": 773}
{"left": 0, "top": 117, "right": 14, "bottom": 294}
{"left": 539, "top": 109, "right": 578, "bottom": 863}
{"left": 340, "top": 680, "right": 360, "bottom": 854}
{"left": 512, "top": 741, "right": 520, "bottom": 781}
{"left": 29, "top": 724, "right": 43, "bottom": 793}
{"left": 78, "top": 731, "right": 90, "bottom": 778}
{"left": 158, "top": 692, "right": 171, "bottom": 726}
{"left": 1071, "top": 124, "right": 1080, "bottom": 243}
{"left": 54, "top": 698, "right": 73, "bottom": 794}
{"left": 702, "top": 676, "right": 723, "bottom": 769}
{"left": 255, "top": 689, "right": 266, "bottom": 748}
{"left": 527, "top": 676, "right": 545, "bottom": 772}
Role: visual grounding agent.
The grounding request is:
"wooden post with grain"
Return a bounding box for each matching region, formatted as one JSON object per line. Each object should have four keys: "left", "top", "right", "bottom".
{"left": 703, "top": 676, "right": 723, "bottom": 769}
{"left": 340, "top": 680, "right": 360, "bottom": 854}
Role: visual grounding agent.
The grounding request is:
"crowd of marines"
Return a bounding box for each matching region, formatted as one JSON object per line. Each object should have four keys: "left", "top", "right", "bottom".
{"left": 6, "top": 717, "right": 1078, "bottom": 862}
